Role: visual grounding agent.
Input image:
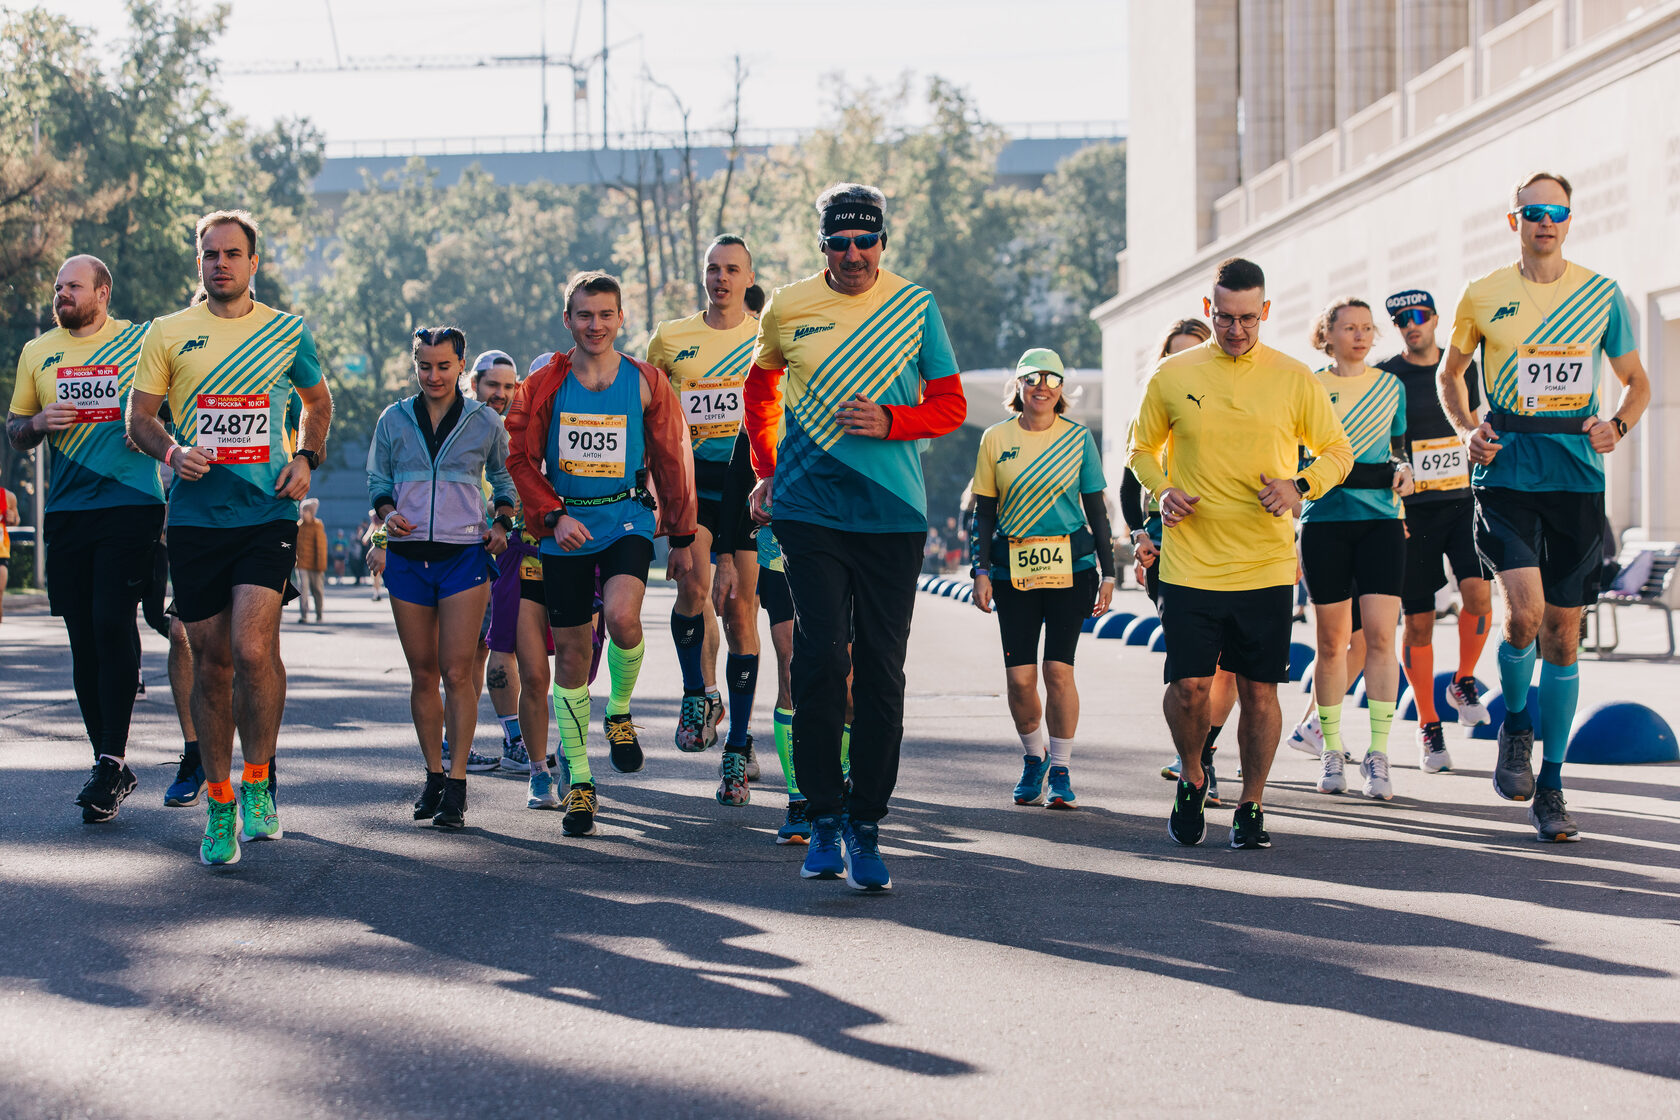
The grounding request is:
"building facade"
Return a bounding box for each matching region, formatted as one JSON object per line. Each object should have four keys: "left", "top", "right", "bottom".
{"left": 1095, "top": 0, "right": 1680, "bottom": 540}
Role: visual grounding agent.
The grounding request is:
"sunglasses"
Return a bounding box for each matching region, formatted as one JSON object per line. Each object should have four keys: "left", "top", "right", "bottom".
{"left": 1513, "top": 203, "right": 1571, "bottom": 224}
{"left": 1020, "top": 370, "right": 1064, "bottom": 388}
{"left": 819, "top": 232, "right": 884, "bottom": 253}
{"left": 1392, "top": 308, "right": 1431, "bottom": 327}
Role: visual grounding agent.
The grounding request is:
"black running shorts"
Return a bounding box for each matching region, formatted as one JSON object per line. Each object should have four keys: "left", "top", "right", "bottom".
{"left": 757, "top": 565, "right": 795, "bottom": 626}
{"left": 1157, "top": 582, "right": 1293, "bottom": 683}
{"left": 1401, "top": 497, "right": 1490, "bottom": 614}
{"left": 991, "top": 567, "right": 1099, "bottom": 668}
{"left": 1300, "top": 518, "right": 1406, "bottom": 603}
{"left": 1474, "top": 487, "right": 1604, "bottom": 608}
{"left": 44, "top": 504, "right": 165, "bottom": 618}
{"left": 167, "top": 519, "right": 300, "bottom": 623}
{"left": 540, "top": 534, "right": 653, "bottom": 629}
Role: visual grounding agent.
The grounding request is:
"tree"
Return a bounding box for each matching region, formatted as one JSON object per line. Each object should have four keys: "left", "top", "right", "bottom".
{"left": 1031, "top": 142, "right": 1127, "bottom": 368}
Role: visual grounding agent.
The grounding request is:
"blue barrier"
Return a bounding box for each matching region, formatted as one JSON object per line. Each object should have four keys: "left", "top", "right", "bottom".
{"left": 1566, "top": 702, "right": 1680, "bottom": 764}
{"left": 1093, "top": 612, "right": 1137, "bottom": 640}
{"left": 1288, "top": 642, "right": 1314, "bottom": 682}
{"left": 1148, "top": 628, "right": 1168, "bottom": 652}
{"left": 1470, "top": 687, "right": 1541, "bottom": 741}
{"left": 1122, "top": 616, "right": 1161, "bottom": 646}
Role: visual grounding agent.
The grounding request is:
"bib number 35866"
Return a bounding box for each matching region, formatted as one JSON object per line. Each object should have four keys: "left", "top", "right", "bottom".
{"left": 1009, "top": 535, "right": 1073, "bottom": 591}
{"left": 1518, "top": 343, "right": 1592, "bottom": 412}
{"left": 56, "top": 365, "right": 121, "bottom": 423}
{"left": 196, "top": 393, "right": 270, "bottom": 463}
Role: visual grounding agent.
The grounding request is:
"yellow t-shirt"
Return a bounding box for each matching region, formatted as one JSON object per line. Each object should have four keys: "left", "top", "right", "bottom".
{"left": 645, "top": 311, "right": 758, "bottom": 486}
{"left": 1127, "top": 338, "right": 1353, "bottom": 591}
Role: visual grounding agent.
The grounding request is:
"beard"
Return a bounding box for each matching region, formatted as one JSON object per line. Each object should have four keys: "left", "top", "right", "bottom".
{"left": 53, "top": 299, "right": 97, "bottom": 331}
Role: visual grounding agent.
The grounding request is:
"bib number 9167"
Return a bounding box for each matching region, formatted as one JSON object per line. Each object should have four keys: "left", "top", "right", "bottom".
{"left": 1518, "top": 343, "right": 1592, "bottom": 412}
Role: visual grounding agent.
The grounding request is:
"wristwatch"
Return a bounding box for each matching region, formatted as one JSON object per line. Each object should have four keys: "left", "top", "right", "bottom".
{"left": 1611, "top": 417, "right": 1628, "bottom": 439}
{"left": 292, "top": 448, "right": 319, "bottom": 470}
{"left": 1293, "top": 477, "right": 1311, "bottom": 497}
{"left": 492, "top": 513, "right": 515, "bottom": 533}
{"left": 543, "top": 507, "right": 564, "bottom": 529}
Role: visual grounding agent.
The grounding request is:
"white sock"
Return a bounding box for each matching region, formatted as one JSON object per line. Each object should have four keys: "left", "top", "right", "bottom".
{"left": 1047, "top": 736, "right": 1073, "bottom": 766}
{"left": 98, "top": 753, "right": 126, "bottom": 767}
{"left": 1019, "top": 726, "right": 1047, "bottom": 759}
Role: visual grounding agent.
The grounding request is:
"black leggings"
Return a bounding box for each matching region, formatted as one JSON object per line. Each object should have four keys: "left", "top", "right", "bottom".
{"left": 992, "top": 567, "right": 1100, "bottom": 667}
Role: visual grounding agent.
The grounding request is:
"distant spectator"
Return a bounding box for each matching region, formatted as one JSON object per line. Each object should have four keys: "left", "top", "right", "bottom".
{"left": 362, "top": 508, "right": 386, "bottom": 601}
{"left": 295, "top": 499, "right": 328, "bottom": 623}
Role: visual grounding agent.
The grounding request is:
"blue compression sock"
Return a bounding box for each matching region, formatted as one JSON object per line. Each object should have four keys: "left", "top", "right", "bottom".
{"left": 671, "top": 610, "right": 705, "bottom": 691}
{"left": 1536, "top": 659, "right": 1579, "bottom": 790}
{"left": 725, "top": 653, "right": 758, "bottom": 748}
{"left": 1497, "top": 640, "right": 1538, "bottom": 734}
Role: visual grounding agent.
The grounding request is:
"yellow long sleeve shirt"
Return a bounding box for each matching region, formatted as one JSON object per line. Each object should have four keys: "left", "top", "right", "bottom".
{"left": 1127, "top": 338, "right": 1353, "bottom": 591}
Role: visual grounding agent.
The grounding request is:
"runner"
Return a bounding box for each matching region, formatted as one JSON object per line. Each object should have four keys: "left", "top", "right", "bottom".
{"left": 647, "top": 235, "right": 759, "bottom": 761}
{"left": 0, "top": 483, "right": 14, "bottom": 624}
{"left": 1297, "top": 297, "right": 1413, "bottom": 800}
{"left": 505, "top": 271, "right": 697, "bottom": 839}
{"left": 365, "top": 326, "right": 515, "bottom": 829}
{"left": 8, "top": 254, "right": 164, "bottom": 821}
{"left": 969, "top": 348, "right": 1114, "bottom": 809}
{"left": 1377, "top": 288, "right": 1493, "bottom": 771}
{"left": 1437, "top": 170, "right": 1649, "bottom": 841}
{"left": 743, "top": 182, "right": 968, "bottom": 891}
{"left": 127, "top": 210, "right": 332, "bottom": 865}
{"left": 1127, "top": 257, "right": 1352, "bottom": 850}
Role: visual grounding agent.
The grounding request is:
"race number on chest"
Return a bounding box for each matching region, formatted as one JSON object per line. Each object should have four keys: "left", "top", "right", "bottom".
{"left": 1409, "top": 436, "right": 1469, "bottom": 492}
{"left": 196, "top": 393, "right": 271, "bottom": 463}
{"left": 56, "top": 365, "right": 121, "bottom": 423}
{"left": 1517, "top": 343, "right": 1591, "bottom": 412}
{"left": 681, "top": 377, "right": 744, "bottom": 442}
{"left": 557, "top": 412, "right": 628, "bottom": 477}
{"left": 1009, "top": 535, "right": 1073, "bottom": 591}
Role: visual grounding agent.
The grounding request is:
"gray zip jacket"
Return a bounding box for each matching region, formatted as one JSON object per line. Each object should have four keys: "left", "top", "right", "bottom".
{"left": 367, "top": 394, "right": 516, "bottom": 545}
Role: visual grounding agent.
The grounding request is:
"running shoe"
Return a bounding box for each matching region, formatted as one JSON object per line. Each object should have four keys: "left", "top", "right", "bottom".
{"left": 605, "top": 713, "right": 644, "bottom": 773}
{"left": 1046, "top": 765, "right": 1077, "bottom": 810}
{"left": 501, "top": 738, "right": 533, "bottom": 774}
{"left": 704, "top": 692, "right": 725, "bottom": 750}
{"left": 1417, "top": 722, "right": 1453, "bottom": 774}
{"left": 1360, "top": 752, "right": 1393, "bottom": 801}
{"left": 743, "top": 739, "right": 761, "bottom": 782}
{"left": 267, "top": 757, "right": 278, "bottom": 805}
{"left": 675, "top": 691, "right": 710, "bottom": 752}
{"left": 76, "top": 757, "right": 138, "bottom": 824}
{"left": 200, "top": 798, "right": 241, "bottom": 866}
{"left": 1316, "top": 748, "right": 1347, "bottom": 794}
{"left": 433, "top": 777, "right": 466, "bottom": 829}
{"left": 413, "top": 771, "right": 446, "bottom": 820}
{"left": 527, "top": 769, "right": 560, "bottom": 810}
{"left": 777, "top": 799, "right": 812, "bottom": 845}
{"left": 1228, "top": 801, "right": 1272, "bottom": 849}
{"left": 441, "top": 740, "right": 501, "bottom": 773}
{"left": 561, "top": 782, "right": 597, "bottom": 837}
{"left": 841, "top": 819, "right": 891, "bottom": 892}
{"left": 1285, "top": 710, "right": 1324, "bottom": 757}
{"left": 239, "top": 780, "right": 282, "bottom": 840}
{"left": 1013, "top": 754, "right": 1050, "bottom": 805}
{"left": 801, "top": 813, "right": 845, "bottom": 879}
{"left": 1528, "top": 787, "right": 1580, "bottom": 842}
{"left": 1160, "top": 757, "right": 1181, "bottom": 781}
{"left": 1167, "top": 774, "right": 1208, "bottom": 846}
{"left": 165, "top": 752, "right": 206, "bottom": 807}
{"left": 1493, "top": 724, "right": 1536, "bottom": 802}
{"left": 717, "top": 748, "right": 751, "bottom": 806}
{"left": 1204, "top": 764, "right": 1222, "bottom": 808}
{"left": 1445, "top": 677, "right": 1491, "bottom": 727}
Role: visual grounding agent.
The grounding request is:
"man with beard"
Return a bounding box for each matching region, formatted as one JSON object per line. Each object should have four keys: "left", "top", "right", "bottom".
{"left": 128, "top": 210, "right": 333, "bottom": 867}
{"left": 8, "top": 254, "right": 163, "bottom": 822}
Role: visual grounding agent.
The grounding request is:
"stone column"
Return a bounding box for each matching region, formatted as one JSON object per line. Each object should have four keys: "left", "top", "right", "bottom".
{"left": 1285, "top": 0, "right": 1336, "bottom": 152}
{"left": 1335, "top": 0, "right": 1398, "bottom": 122}
{"left": 1239, "top": 0, "right": 1286, "bottom": 178}
{"left": 1399, "top": 0, "right": 1470, "bottom": 82}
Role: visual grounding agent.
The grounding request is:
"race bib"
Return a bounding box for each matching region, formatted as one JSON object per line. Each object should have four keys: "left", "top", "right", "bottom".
{"left": 517, "top": 529, "right": 543, "bottom": 580}
{"left": 1009, "top": 534, "right": 1073, "bottom": 591}
{"left": 56, "top": 365, "right": 121, "bottom": 423}
{"left": 557, "top": 412, "right": 627, "bottom": 477}
{"left": 681, "top": 378, "right": 744, "bottom": 442}
{"left": 1410, "top": 436, "right": 1469, "bottom": 493}
{"left": 195, "top": 393, "right": 271, "bottom": 463}
{"left": 1517, "top": 343, "right": 1592, "bottom": 412}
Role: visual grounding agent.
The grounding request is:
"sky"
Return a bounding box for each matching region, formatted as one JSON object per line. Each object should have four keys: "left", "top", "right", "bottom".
{"left": 33, "top": 0, "right": 1129, "bottom": 149}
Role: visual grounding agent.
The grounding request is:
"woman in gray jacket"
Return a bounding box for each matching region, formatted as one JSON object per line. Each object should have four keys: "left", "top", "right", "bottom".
{"left": 367, "top": 326, "right": 517, "bottom": 829}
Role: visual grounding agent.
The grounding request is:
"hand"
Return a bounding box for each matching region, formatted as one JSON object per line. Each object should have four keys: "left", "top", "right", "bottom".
{"left": 713, "top": 555, "right": 738, "bottom": 614}
{"left": 1466, "top": 421, "right": 1501, "bottom": 465}
{"left": 1133, "top": 531, "right": 1159, "bottom": 568}
{"left": 1134, "top": 561, "right": 1148, "bottom": 587}
{"left": 971, "top": 572, "right": 993, "bottom": 614}
{"left": 1393, "top": 463, "right": 1415, "bottom": 498}
{"left": 552, "top": 513, "right": 591, "bottom": 552}
{"left": 748, "top": 476, "right": 774, "bottom": 525}
{"left": 385, "top": 513, "right": 418, "bottom": 538}
{"left": 667, "top": 542, "right": 695, "bottom": 583}
{"left": 172, "top": 446, "right": 213, "bottom": 482}
{"left": 836, "top": 393, "right": 890, "bottom": 439}
{"left": 274, "top": 455, "right": 311, "bottom": 499}
{"left": 1094, "top": 578, "right": 1114, "bottom": 616}
{"left": 36, "top": 401, "right": 79, "bottom": 432}
{"left": 1159, "top": 487, "right": 1200, "bottom": 527}
{"left": 365, "top": 546, "right": 386, "bottom": 576}
{"left": 1584, "top": 416, "right": 1620, "bottom": 453}
{"left": 484, "top": 521, "right": 509, "bottom": 556}
{"left": 1258, "top": 473, "right": 1301, "bottom": 518}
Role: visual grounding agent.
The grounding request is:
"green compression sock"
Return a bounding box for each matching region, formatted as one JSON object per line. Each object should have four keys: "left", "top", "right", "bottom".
{"left": 774, "top": 707, "right": 798, "bottom": 797}
{"left": 1367, "top": 699, "right": 1395, "bottom": 755}
{"left": 841, "top": 722, "right": 851, "bottom": 775}
{"left": 552, "top": 684, "right": 593, "bottom": 784}
{"left": 605, "top": 639, "right": 645, "bottom": 718}
{"left": 1317, "top": 703, "right": 1344, "bottom": 756}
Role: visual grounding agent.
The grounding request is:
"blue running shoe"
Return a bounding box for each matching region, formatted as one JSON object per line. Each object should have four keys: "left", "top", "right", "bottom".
{"left": 842, "top": 819, "right": 891, "bottom": 892}
{"left": 1013, "top": 754, "right": 1049, "bottom": 805}
{"left": 526, "top": 769, "right": 559, "bottom": 810}
{"left": 1160, "top": 756, "right": 1181, "bottom": 780}
{"left": 777, "top": 799, "right": 811, "bottom": 845}
{"left": 1046, "top": 765, "right": 1077, "bottom": 810}
{"left": 165, "top": 752, "right": 205, "bottom": 807}
{"left": 801, "top": 813, "right": 844, "bottom": 880}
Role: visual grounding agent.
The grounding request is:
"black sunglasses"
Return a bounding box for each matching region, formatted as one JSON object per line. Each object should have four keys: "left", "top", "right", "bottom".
{"left": 819, "top": 232, "right": 884, "bottom": 253}
{"left": 1020, "top": 370, "right": 1064, "bottom": 388}
{"left": 1392, "top": 309, "right": 1431, "bottom": 327}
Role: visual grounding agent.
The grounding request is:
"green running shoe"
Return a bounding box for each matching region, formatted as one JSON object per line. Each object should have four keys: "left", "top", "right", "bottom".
{"left": 200, "top": 798, "right": 242, "bottom": 866}
{"left": 240, "top": 780, "right": 283, "bottom": 841}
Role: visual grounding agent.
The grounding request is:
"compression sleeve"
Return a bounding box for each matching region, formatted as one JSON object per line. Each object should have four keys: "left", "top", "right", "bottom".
{"left": 1082, "top": 491, "right": 1115, "bottom": 579}
{"left": 1119, "top": 469, "right": 1145, "bottom": 533}
{"left": 972, "top": 494, "right": 997, "bottom": 572}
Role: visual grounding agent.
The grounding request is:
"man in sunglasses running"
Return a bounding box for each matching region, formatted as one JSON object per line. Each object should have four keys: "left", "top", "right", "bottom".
{"left": 1376, "top": 289, "right": 1493, "bottom": 773}
{"left": 742, "top": 182, "right": 967, "bottom": 891}
{"left": 1437, "top": 170, "right": 1649, "bottom": 842}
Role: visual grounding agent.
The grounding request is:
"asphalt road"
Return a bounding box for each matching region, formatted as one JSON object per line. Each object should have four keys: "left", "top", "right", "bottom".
{"left": 2, "top": 581, "right": 1678, "bottom": 1119}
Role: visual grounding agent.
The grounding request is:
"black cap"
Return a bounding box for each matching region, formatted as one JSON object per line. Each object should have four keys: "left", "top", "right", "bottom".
{"left": 1384, "top": 289, "right": 1436, "bottom": 317}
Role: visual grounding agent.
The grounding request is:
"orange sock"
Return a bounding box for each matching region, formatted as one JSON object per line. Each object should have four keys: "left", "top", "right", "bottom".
{"left": 242, "top": 762, "right": 269, "bottom": 784}
{"left": 1457, "top": 612, "right": 1491, "bottom": 680}
{"left": 207, "top": 780, "right": 235, "bottom": 803}
{"left": 1403, "top": 642, "right": 1439, "bottom": 724}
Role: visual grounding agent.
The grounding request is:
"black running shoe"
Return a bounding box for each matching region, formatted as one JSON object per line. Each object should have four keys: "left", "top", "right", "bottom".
{"left": 1168, "top": 773, "right": 1209, "bottom": 846}
{"left": 1229, "top": 801, "right": 1272, "bottom": 849}
{"left": 432, "top": 776, "right": 467, "bottom": 829}
{"left": 562, "top": 782, "right": 598, "bottom": 837}
{"left": 76, "top": 757, "right": 138, "bottom": 823}
{"left": 413, "top": 771, "right": 447, "bottom": 820}
{"left": 605, "top": 714, "right": 644, "bottom": 773}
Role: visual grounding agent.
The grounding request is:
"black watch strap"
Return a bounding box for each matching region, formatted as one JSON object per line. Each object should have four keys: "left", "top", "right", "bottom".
{"left": 1611, "top": 416, "right": 1628, "bottom": 438}
{"left": 543, "top": 508, "right": 563, "bottom": 529}
{"left": 1293, "top": 477, "right": 1311, "bottom": 496}
{"left": 293, "top": 448, "right": 319, "bottom": 470}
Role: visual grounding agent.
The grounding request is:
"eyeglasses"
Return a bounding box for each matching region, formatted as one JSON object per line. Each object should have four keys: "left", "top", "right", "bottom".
{"left": 1020, "top": 370, "right": 1064, "bottom": 388}
{"left": 1210, "top": 312, "right": 1261, "bottom": 329}
{"left": 1513, "top": 203, "right": 1571, "bottom": 224}
{"left": 1392, "top": 308, "right": 1431, "bottom": 327}
{"left": 819, "top": 232, "right": 883, "bottom": 253}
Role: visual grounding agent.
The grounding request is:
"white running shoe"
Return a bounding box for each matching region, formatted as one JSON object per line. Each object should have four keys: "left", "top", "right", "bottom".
{"left": 1316, "top": 748, "right": 1347, "bottom": 794}
{"left": 1444, "top": 677, "right": 1490, "bottom": 727}
{"left": 1361, "top": 751, "right": 1393, "bottom": 800}
{"left": 1287, "top": 711, "right": 1325, "bottom": 757}
{"left": 1417, "top": 722, "right": 1453, "bottom": 773}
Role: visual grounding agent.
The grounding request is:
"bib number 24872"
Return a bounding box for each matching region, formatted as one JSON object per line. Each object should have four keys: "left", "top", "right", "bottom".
{"left": 196, "top": 393, "right": 270, "bottom": 463}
